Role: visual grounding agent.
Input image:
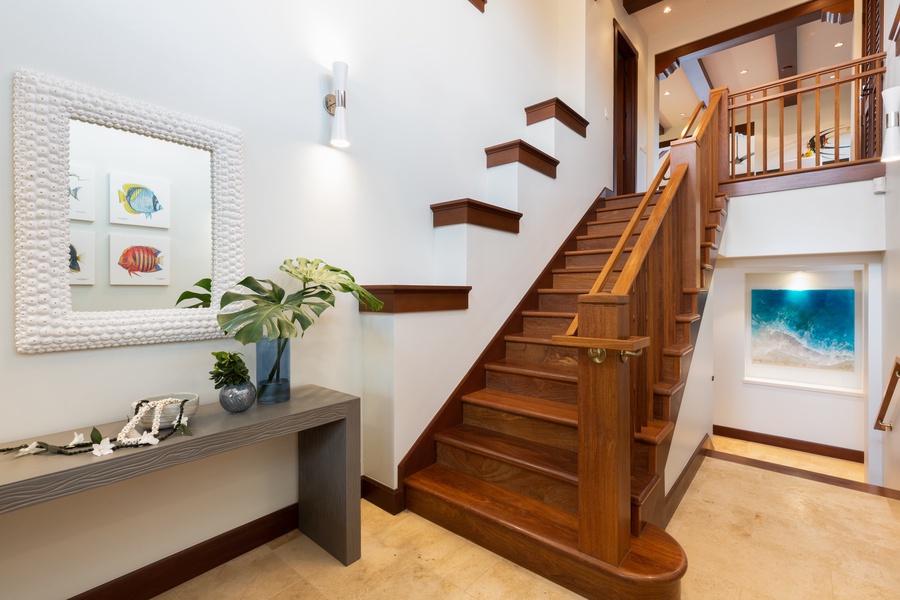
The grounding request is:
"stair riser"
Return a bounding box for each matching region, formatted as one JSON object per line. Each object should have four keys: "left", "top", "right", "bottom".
{"left": 436, "top": 443, "right": 577, "bottom": 514}
{"left": 587, "top": 219, "right": 646, "bottom": 237}
{"left": 601, "top": 194, "right": 645, "bottom": 210}
{"left": 565, "top": 252, "right": 630, "bottom": 269}
{"left": 505, "top": 340, "right": 578, "bottom": 367}
{"left": 596, "top": 206, "right": 644, "bottom": 220}
{"left": 522, "top": 315, "right": 574, "bottom": 336}
{"left": 463, "top": 404, "right": 578, "bottom": 452}
{"left": 405, "top": 489, "right": 681, "bottom": 600}
{"left": 486, "top": 371, "right": 577, "bottom": 403}
{"left": 577, "top": 232, "right": 642, "bottom": 251}
{"left": 538, "top": 293, "right": 581, "bottom": 313}
{"left": 553, "top": 272, "right": 616, "bottom": 289}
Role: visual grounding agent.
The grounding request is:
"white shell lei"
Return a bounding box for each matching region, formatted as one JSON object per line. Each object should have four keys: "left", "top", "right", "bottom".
{"left": 116, "top": 398, "right": 185, "bottom": 446}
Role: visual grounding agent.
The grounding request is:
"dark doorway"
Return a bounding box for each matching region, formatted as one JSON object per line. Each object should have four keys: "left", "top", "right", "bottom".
{"left": 614, "top": 21, "right": 638, "bottom": 195}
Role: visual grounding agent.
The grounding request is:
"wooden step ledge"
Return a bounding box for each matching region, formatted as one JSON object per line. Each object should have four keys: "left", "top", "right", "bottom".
{"left": 524, "top": 98, "right": 589, "bottom": 137}
{"left": 358, "top": 285, "right": 471, "bottom": 313}
{"left": 431, "top": 198, "right": 522, "bottom": 233}
{"left": 485, "top": 139, "right": 559, "bottom": 179}
{"left": 468, "top": 0, "right": 486, "bottom": 11}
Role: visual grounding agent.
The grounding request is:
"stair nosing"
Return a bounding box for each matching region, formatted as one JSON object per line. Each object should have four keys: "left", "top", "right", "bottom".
{"left": 463, "top": 388, "right": 578, "bottom": 426}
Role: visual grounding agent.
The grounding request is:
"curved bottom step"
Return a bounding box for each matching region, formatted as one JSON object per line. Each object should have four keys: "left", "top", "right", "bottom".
{"left": 406, "top": 464, "right": 685, "bottom": 599}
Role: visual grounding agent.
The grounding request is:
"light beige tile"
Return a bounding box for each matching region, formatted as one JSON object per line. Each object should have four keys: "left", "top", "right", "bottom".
{"left": 361, "top": 562, "right": 472, "bottom": 600}
{"left": 466, "top": 558, "right": 581, "bottom": 599}
{"left": 680, "top": 566, "right": 742, "bottom": 600}
{"left": 831, "top": 570, "right": 900, "bottom": 600}
{"left": 171, "top": 545, "right": 300, "bottom": 600}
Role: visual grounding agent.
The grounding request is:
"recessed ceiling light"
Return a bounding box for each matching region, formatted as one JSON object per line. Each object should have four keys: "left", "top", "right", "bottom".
{"left": 740, "top": 69, "right": 748, "bottom": 74}
{"left": 834, "top": 42, "right": 844, "bottom": 47}
{"left": 663, "top": 6, "right": 672, "bottom": 14}
{"left": 664, "top": 91, "right": 671, "bottom": 96}
{"left": 680, "top": 113, "right": 686, "bottom": 117}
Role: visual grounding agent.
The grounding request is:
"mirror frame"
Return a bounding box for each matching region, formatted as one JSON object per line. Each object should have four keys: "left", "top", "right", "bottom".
{"left": 13, "top": 68, "right": 244, "bottom": 353}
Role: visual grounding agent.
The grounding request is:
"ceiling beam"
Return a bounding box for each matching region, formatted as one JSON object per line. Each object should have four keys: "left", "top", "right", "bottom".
{"left": 680, "top": 58, "right": 713, "bottom": 106}
{"left": 656, "top": 0, "right": 854, "bottom": 79}
{"left": 774, "top": 28, "right": 799, "bottom": 106}
{"left": 623, "top": 0, "right": 666, "bottom": 14}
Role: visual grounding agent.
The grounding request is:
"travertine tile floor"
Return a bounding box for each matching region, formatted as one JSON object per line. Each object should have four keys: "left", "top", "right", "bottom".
{"left": 711, "top": 435, "right": 867, "bottom": 482}
{"left": 155, "top": 444, "right": 900, "bottom": 600}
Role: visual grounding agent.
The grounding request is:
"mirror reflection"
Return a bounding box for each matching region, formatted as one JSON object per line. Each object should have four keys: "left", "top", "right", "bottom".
{"left": 68, "top": 120, "right": 213, "bottom": 312}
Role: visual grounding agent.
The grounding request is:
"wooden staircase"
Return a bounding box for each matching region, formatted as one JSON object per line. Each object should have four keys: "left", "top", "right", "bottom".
{"left": 403, "top": 92, "right": 729, "bottom": 598}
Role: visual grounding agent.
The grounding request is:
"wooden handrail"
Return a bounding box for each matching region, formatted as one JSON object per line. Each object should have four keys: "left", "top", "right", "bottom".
{"left": 612, "top": 164, "right": 687, "bottom": 294}
{"left": 563, "top": 99, "right": 707, "bottom": 338}
{"left": 725, "top": 53, "right": 886, "bottom": 179}
{"left": 875, "top": 356, "right": 900, "bottom": 431}
{"left": 728, "top": 53, "right": 886, "bottom": 100}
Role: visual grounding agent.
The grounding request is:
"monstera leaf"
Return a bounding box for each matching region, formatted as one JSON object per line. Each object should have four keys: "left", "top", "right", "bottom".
{"left": 280, "top": 258, "right": 383, "bottom": 311}
{"left": 175, "top": 277, "right": 212, "bottom": 308}
{"left": 217, "top": 276, "right": 336, "bottom": 344}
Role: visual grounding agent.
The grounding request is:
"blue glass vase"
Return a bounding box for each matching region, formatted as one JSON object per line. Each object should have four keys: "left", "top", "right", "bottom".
{"left": 256, "top": 337, "right": 291, "bottom": 403}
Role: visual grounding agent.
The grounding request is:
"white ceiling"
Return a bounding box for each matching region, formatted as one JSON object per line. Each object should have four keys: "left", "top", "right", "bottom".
{"left": 638, "top": 3, "right": 854, "bottom": 138}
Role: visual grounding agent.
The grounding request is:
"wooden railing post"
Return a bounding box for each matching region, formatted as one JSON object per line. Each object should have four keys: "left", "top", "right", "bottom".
{"left": 668, "top": 139, "right": 702, "bottom": 292}
{"left": 577, "top": 293, "right": 631, "bottom": 565}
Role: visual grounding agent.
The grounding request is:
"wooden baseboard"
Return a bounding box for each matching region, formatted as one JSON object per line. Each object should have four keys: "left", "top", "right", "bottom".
{"left": 664, "top": 434, "right": 710, "bottom": 524}
{"left": 713, "top": 425, "right": 864, "bottom": 463}
{"left": 70, "top": 504, "right": 299, "bottom": 600}
{"left": 362, "top": 475, "right": 404, "bottom": 515}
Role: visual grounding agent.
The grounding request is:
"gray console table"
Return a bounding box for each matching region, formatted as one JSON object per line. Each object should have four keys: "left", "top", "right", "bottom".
{"left": 0, "top": 384, "right": 361, "bottom": 566}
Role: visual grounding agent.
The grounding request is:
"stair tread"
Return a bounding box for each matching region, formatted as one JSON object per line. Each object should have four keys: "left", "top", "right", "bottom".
{"left": 437, "top": 424, "right": 577, "bottom": 483}
{"left": 586, "top": 215, "right": 648, "bottom": 227}
{"left": 537, "top": 288, "right": 590, "bottom": 295}
{"left": 521, "top": 310, "right": 577, "bottom": 318}
{"left": 463, "top": 388, "right": 578, "bottom": 427}
{"left": 552, "top": 266, "right": 617, "bottom": 274}
{"left": 577, "top": 231, "right": 641, "bottom": 241}
{"left": 631, "top": 470, "right": 660, "bottom": 504}
{"left": 485, "top": 358, "right": 578, "bottom": 381}
{"left": 565, "top": 246, "right": 634, "bottom": 257}
{"left": 407, "top": 464, "right": 579, "bottom": 543}
{"left": 636, "top": 420, "right": 675, "bottom": 445}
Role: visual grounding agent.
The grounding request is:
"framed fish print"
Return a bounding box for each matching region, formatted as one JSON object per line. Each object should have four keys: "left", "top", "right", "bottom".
{"left": 68, "top": 229, "right": 96, "bottom": 285}
{"left": 68, "top": 163, "right": 97, "bottom": 222}
{"left": 108, "top": 171, "right": 172, "bottom": 229}
{"left": 109, "top": 234, "right": 170, "bottom": 286}
{"left": 744, "top": 269, "right": 863, "bottom": 394}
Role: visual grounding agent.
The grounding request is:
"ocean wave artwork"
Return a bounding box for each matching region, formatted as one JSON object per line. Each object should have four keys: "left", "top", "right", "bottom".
{"left": 750, "top": 289, "right": 855, "bottom": 372}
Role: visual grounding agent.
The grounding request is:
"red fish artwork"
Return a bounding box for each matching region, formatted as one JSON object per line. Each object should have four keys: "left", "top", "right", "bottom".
{"left": 117, "top": 245, "right": 164, "bottom": 277}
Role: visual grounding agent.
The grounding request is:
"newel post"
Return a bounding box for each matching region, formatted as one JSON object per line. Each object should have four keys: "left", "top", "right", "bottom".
{"left": 577, "top": 293, "right": 631, "bottom": 565}
{"left": 668, "top": 139, "right": 702, "bottom": 292}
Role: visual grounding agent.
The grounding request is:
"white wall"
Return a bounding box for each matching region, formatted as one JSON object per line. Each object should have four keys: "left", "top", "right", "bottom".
{"left": 711, "top": 180, "right": 886, "bottom": 482}
{"left": 0, "top": 1, "right": 647, "bottom": 596}
{"left": 880, "top": 0, "right": 900, "bottom": 489}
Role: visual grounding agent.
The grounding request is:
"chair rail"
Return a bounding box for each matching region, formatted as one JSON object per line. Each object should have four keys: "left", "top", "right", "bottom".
{"left": 875, "top": 356, "right": 900, "bottom": 431}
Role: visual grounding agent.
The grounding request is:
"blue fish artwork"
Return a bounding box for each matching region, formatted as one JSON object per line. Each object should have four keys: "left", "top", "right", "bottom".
{"left": 69, "top": 172, "right": 89, "bottom": 201}
{"left": 118, "top": 184, "right": 162, "bottom": 218}
{"left": 68, "top": 244, "right": 81, "bottom": 273}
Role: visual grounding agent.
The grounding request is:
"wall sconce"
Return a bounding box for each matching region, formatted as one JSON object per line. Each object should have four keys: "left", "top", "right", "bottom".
{"left": 324, "top": 61, "right": 349, "bottom": 148}
{"left": 883, "top": 86, "right": 900, "bottom": 163}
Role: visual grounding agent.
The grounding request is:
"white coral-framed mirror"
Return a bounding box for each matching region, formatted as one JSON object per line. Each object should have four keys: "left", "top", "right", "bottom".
{"left": 13, "top": 68, "right": 244, "bottom": 353}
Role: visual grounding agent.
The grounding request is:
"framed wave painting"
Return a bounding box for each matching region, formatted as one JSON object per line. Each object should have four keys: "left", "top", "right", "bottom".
{"left": 744, "top": 270, "right": 863, "bottom": 394}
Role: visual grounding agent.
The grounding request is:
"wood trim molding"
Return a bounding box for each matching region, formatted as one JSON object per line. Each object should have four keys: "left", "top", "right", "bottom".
{"left": 655, "top": 0, "right": 854, "bottom": 77}
{"left": 468, "top": 0, "right": 486, "bottom": 12}
{"left": 431, "top": 198, "right": 522, "bottom": 233}
{"left": 71, "top": 505, "right": 299, "bottom": 600}
{"left": 524, "top": 98, "right": 589, "bottom": 137}
{"left": 362, "top": 476, "right": 404, "bottom": 515}
{"left": 713, "top": 424, "right": 864, "bottom": 463}
{"left": 718, "top": 159, "right": 885, "bottom": 197}
{"left": 358, "top": 285, "right": 472, "bottom": 313}
{"left": 485, "top": 139, "right": 559, "bottom": 179}
{"left": 664, "top": 434, "right": 711, "bottom": 524}
{"left": 707, "top": 450, "right": 900, "bottom": 500}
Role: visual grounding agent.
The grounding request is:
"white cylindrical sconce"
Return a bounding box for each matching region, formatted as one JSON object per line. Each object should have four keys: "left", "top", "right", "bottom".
{"left": 883, "top": 86, "right": 900, "bottom": 163}
{"left": 324, "top": 61, "right": 350, "bottom": 148}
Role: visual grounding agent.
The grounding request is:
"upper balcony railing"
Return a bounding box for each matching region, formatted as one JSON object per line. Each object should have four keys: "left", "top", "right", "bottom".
{"left": 725, "top": 53, "right": 886, "bottom": 180}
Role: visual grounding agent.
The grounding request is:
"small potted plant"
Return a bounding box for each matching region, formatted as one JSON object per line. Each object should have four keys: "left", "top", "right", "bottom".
{"left": 217, "top": 257, "right": 383, "bottom": 403}
{"left": 209, "top": 351, "right": 257, "bottom": 413}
